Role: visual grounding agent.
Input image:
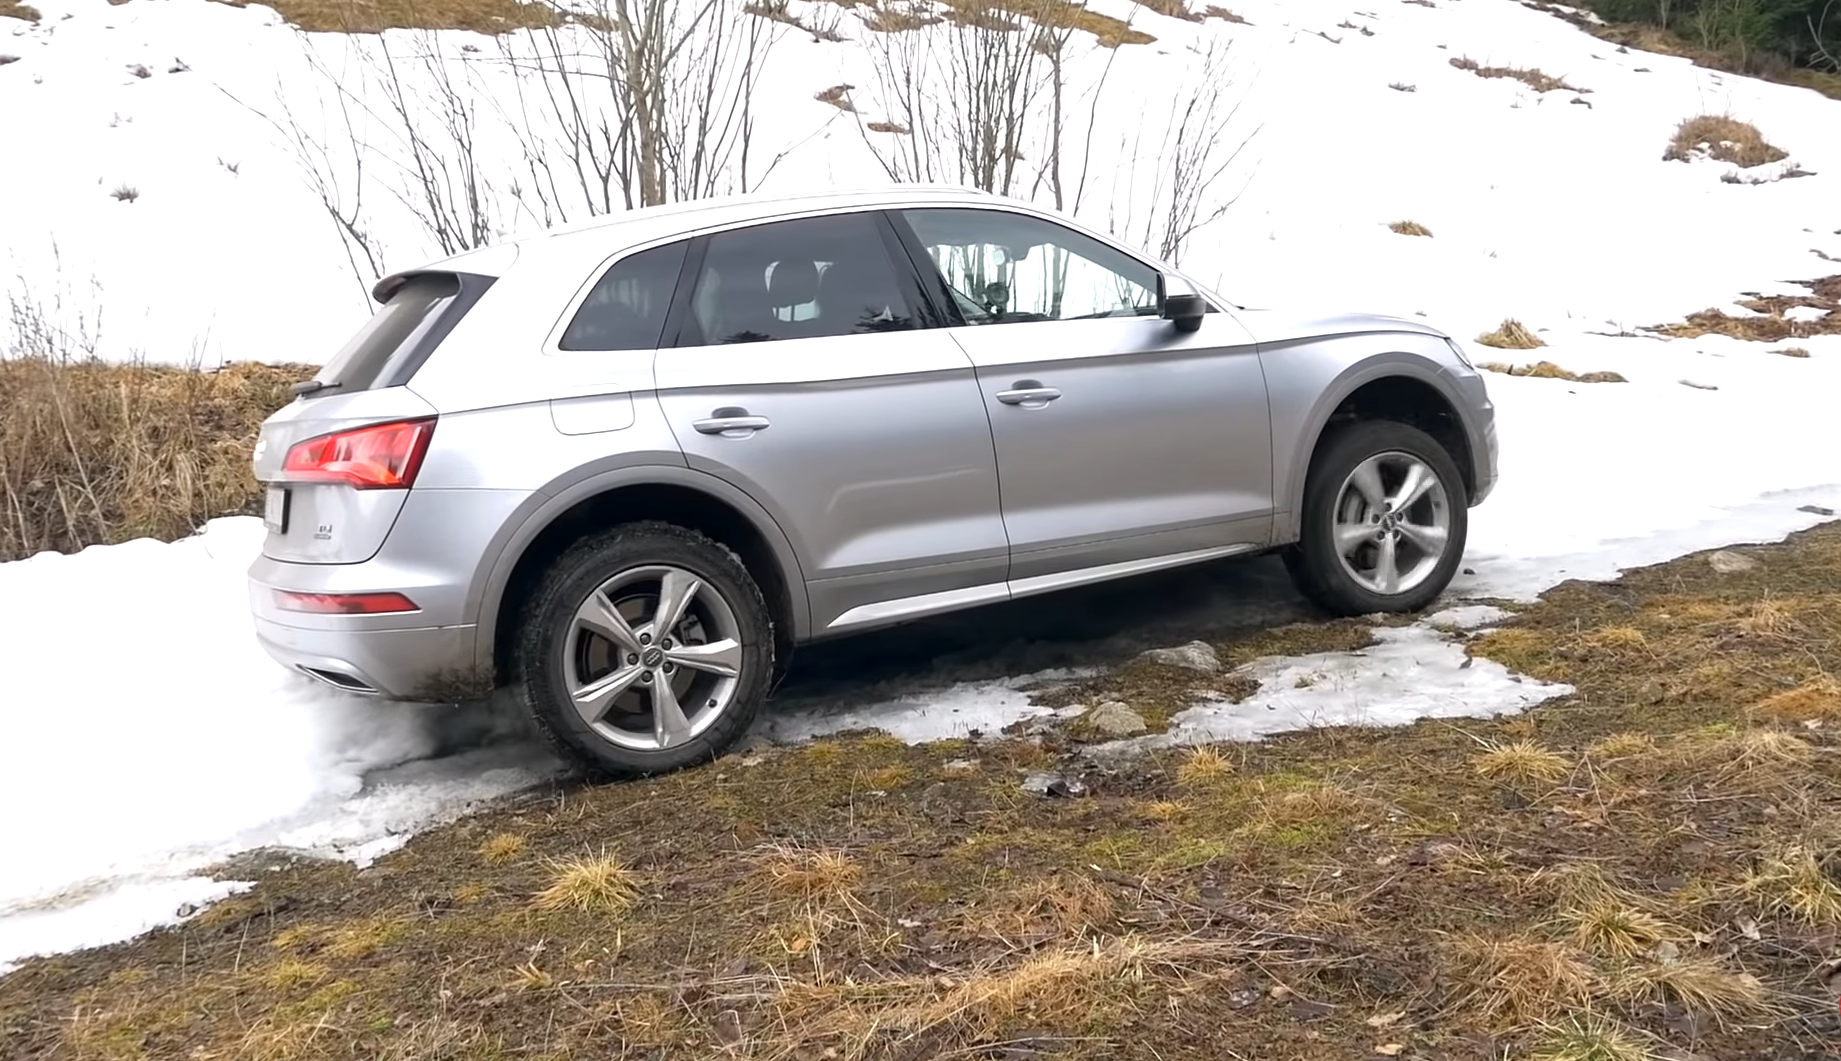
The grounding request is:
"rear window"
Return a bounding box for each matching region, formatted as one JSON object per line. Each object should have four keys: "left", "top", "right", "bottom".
{"left": 312, "top": 273, "right": 465, "bottom": 394}
{"left": 559, "top": 241, "right": 689, "bottom": 351}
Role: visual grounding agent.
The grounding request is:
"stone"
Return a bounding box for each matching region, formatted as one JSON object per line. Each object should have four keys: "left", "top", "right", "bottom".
{"left": 1708, "top": 549, "right": 1761, "bottom": 574}
{"left": 1082, "top": 701, "right": 1148, "bottom": 737}
{"left": 1139, "top": 640, "right": 1221, "bottom": 673}
{"left": 1021, "top": 772, "right": 1090, "bottom": 798}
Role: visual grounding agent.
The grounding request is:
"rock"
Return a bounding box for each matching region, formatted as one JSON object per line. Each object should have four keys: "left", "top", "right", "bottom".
{"left": 1021, "top": 772, "right": 1090, "bottom": 798}
{"left": 1139, "top": 640, "right": 1221, "bottom": 673}
{"left": 1678, "top": 378, "right": 1719, "bottom": 391}
{"left": 942, "top": 758, "right": 979, "bottom": 772}
{"left": 1082, "top": 701, "right": 1148, "bottom": 737}
{"left": 1799, "top": 504, "right": 1836, "bottom": 517}
{"left": 1708, "top": 550, "right": 1761, "bottom": 574}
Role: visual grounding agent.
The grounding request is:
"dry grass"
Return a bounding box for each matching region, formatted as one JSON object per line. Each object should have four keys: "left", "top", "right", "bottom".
{"left": 1446, "top": 934, "right": 1596, "bottom": 1028}
{"left": 855, "top": 0, "right": 1157, "bottom": 46}
{"left": 1770, "top": 346, "right": 1812, "bottom": 358}
{"left": 1731, "top": 845, "right": 1841, "bottom": 926}
{"left": 1472, "top": 738, "right": 1571, "bottom": 784}
{"left": 531, "top": 852, "right": 640, "bottom": 914}
{"left": 1449, "top": 55, "right": 1584, "bottom": 93}
{"left": 1, "top": 0, "right": 41, "bottom": 19}
{"left": 11, "top": 529, "right": 1841, "bottom": 1059}
{"left": 1663, "top": 114, "right": 1788, "bottom": 169}
{"left": 1475, "top": 318, "right": 1545, "bottom": 350}
{"left": 1650, "top": 275, "right": 1841, "bottom": 342}
{"left": 1603, "top": 958, "right": 1775, "bottom": 1024}
{"left": 1529, "top": 1014, "right": 1661, "bottom": 1061}
{"left": 476, "top": 833, "right": 527, "bottom": 865}
{"left": 0, "top": 348, "right": 308, "bottom": 561}
{"left": 1476, "top": 360, "right": 1627, "bottom": 383}
{"left": 205, "top": 0, "right": 555, "bottom": 33}
{"left": 1749, "top": 677, "right": 1841, "bottom": 723}
{"left": 1388, "top": 220, "right": 1433, "bottom": 237}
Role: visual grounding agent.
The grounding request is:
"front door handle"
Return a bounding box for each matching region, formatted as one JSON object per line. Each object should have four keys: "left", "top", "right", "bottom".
{"left": 995, "top": 381, "right": 1061, "bottom": 408}
{"left": 692, "top": 410, "right": 771, "bottom": 437}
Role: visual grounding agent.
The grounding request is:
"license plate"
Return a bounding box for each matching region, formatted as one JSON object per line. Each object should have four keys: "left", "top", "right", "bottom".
{"left": 263, "top": 486, "right": 290, "bottom": 533}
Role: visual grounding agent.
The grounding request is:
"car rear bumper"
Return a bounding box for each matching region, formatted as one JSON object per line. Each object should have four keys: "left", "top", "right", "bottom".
{"left": 251, "top": 613, "right": 481, "bottom": 701}
{"left": 246, "top": 486, "right": 535, "bottom": 702}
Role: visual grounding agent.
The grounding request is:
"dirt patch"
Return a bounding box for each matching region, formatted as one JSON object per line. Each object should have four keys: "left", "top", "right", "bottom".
{"left": 0, "top": 354, "right": 311, "bottom": 561}
{"left": 1476, "top": 360, "right": 1627, "bottom": 383}
{"left": 1664, "top": 115, "right": 1787, "bottom": 169}
{"left": 1449, "top": 55, "right": 1586, "bottom": 94}
{"left": 1649, "top": 275, "right": 1841, "bottom": 343}
{"left": 198, "top": 0, "right": 556, "bottom": 33}
{"left": 7, "top": 527, "right": 1841, "bottom": 1059}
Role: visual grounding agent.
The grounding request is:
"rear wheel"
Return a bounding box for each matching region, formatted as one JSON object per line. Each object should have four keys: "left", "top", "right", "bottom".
{"left": 1284, "top": 420, "right": 1468, "bottom": 616}
{"left": 511, "top": 521, "right": 773, "bottom": 779}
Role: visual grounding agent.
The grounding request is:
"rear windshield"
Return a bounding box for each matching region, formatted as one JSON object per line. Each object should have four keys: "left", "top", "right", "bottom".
{"left": 313, "top": 273, "right": 463, "bottom": 393}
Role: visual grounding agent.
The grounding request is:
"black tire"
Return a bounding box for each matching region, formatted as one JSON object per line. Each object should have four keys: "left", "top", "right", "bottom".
{"left": 510, "top": 520, "right": 774, "bottom": 780}
{"left": 1283, "top": 419, "right": 1469, "bottom": 617}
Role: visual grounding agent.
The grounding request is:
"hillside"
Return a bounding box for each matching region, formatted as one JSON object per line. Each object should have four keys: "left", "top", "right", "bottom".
{"left": 1, "top": 0, "right": 1841, "bottom": 1057}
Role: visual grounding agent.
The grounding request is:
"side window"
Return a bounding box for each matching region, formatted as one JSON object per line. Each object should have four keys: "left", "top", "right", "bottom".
{"left": 558, "top": 240, "right": 689, "bottom": 351}
{"left": 898, "top": 208, "right": 1160, "bottom": 325}
{"left": 680, "top": 212, "right": 917, "bottom": 346}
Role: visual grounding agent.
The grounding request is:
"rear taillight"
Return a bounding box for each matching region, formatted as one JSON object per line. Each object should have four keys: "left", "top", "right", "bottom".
{"left": 281, "top": 417, "right": 436, "bottom": 490}
{"left": 274, "top": 591, "right": 420, "bottom": 615}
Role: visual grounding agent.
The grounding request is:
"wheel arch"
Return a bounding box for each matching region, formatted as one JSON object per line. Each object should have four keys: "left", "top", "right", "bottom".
{"left": 472, "top": 466, "right": 809, "bottom": 690}
{"left": 1279, "top": 356, "right": 1476, "bottom": 543}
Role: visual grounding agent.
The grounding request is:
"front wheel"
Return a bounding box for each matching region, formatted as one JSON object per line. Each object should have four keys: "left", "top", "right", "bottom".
{"left": 1283, "top": 420, "right": 1469, "bottom": 616}
{"left": 511, "top": 521, "right": 774, "bottom": 780}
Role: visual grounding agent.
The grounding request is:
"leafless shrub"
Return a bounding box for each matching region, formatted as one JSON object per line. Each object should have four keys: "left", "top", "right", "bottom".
{"left": 110, "top": 185, "right": 140, "bottom": 203}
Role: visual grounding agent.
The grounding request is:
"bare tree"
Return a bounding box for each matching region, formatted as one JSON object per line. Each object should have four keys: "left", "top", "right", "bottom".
{"left": 1107, "top": 31, "right": 1259, "bottom": 267}
{"left": 854, "top": 0, "right": 1058, "bottom": 195}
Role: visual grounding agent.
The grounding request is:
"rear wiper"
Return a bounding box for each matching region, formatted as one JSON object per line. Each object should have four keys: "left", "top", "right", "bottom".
{"left": 291, "top": 379, "right": 343, "bottom": 397}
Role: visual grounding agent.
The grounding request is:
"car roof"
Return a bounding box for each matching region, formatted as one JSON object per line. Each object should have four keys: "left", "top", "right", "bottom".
{"left": 381, "top": 185, "right": 1020, "bottom": 300}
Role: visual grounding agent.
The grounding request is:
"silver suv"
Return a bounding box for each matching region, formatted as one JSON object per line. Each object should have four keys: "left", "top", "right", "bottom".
{"left": 248, "top": 185, "right": 1497, "bottom": 777}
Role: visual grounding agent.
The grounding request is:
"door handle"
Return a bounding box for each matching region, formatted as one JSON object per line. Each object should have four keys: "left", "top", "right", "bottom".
{"left": 692, "top": 412, "right": 771, "bottom": 437}
{"left": 995, "top": 381, "right": 1061, "bottom": 408}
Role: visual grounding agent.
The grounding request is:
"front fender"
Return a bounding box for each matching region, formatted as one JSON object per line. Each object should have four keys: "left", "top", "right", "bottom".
{"left": 1263, "top": 337, "right": 1480, "bottom": 543}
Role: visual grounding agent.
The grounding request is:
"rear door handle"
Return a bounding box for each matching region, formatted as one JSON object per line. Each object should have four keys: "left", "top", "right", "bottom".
{"left": 692, "top": 412, "right": 771, "bottom": 437}
{"left": 995, "top": 381, "right": 1061, "bottom": 408}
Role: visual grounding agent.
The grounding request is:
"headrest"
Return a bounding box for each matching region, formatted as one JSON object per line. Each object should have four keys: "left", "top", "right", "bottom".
{"left": 768, "top": 259, "right": 820, "bottom": 306}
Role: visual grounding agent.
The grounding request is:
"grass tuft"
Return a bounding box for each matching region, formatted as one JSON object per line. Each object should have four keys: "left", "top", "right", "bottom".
{"left": 1477, "top": 360, "right": 1626, "bottom": 383}
{"left": 1174, "top": 745, "right": 1236, "bottom": 786}
{"left": 1475, "top": 318, "right": 1546, "bottom": 349}
{"left": 1749, "top": 676, "right": 1841, "bottom": 723}
{"left": 476, "top": 833, "right": 527, "bottom": 865}
{"left": 1732, "top": 845, "right": 1841, "bottom": 926}
{"left": 1664, "top": 115, "right": 1787, "bottom": 169}
{"left": 1529, "top": 1014, "right": 1661, "bottom": 1061}
{"left": 1473, "top": 738, "right": 1571, "bottom": 784}
{"left": 1446, "top": 934, "right": 1596, "bottom": 1028}
{"left": 532, "top": 852, "right": 640, "bottom": 914}
{"left": 1450, "top": 55, "right": 1584, "bottom": 93}
{"left": 1389, "top": 220, "right": 1433, "bottom": 237}
{"left": 1603, "top": 957, "right": 1775, "bottom": 1023}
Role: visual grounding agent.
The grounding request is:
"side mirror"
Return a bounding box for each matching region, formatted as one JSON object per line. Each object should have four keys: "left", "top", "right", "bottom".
{"left": 1160, "top": 291, "right": 1206, "bottom": 334}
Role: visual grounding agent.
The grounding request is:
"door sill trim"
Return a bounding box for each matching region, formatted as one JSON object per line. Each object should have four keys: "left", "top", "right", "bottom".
{"left": 823, "top": 542, "right": 1261, "bottom": 633}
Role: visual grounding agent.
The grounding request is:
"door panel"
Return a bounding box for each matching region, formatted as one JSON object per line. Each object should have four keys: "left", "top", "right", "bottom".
{"left": 893, "top": 206, "right": 1275, "bottom": 581}
{"left": 652, "top": 210, "right": 1009, "bottom": 633}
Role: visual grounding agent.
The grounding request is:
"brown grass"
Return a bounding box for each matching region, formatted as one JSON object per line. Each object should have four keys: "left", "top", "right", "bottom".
{"left": 1649, "top": 275, "right": 1841, "bottom": 342}
{"left": 1475, "top": 318, "right": 1545, "bottom": 349}
{"left": 1449, "top": 55, "right": 1585, "bottom": 93}
{"left": 205, "top": 0, "right": 555, "bottom": 33}
{"left": 1477, "top": 360, "right": 1627, "bottom": 384}
{"left": 1770, "top": 346, "right": 1812, "bottom": 358}
{"left": 1202, "top": 4, "right": 1246, "bottom": 23}
{"left": 1, "top": 0, "right": 41, "bottom": 19}
{"left": 531, "top": 852, "right": 639, "bottom": 914}
{"left": 0, "top": 351, "right": 310, "bottom": 562}
{"left": 1388, "top": 220, "right": 1433, "bottom": 237}
{"left": 10, "top": 530, "right": 1841, "bottom": 1059}
{"left": 1663, "top": 115, "right": 1787, "bottom": 169}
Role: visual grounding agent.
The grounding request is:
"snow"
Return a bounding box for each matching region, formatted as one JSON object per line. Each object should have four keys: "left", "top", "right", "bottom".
{"left": 4, "top": 0, "right": 1841, "bottom": 974}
